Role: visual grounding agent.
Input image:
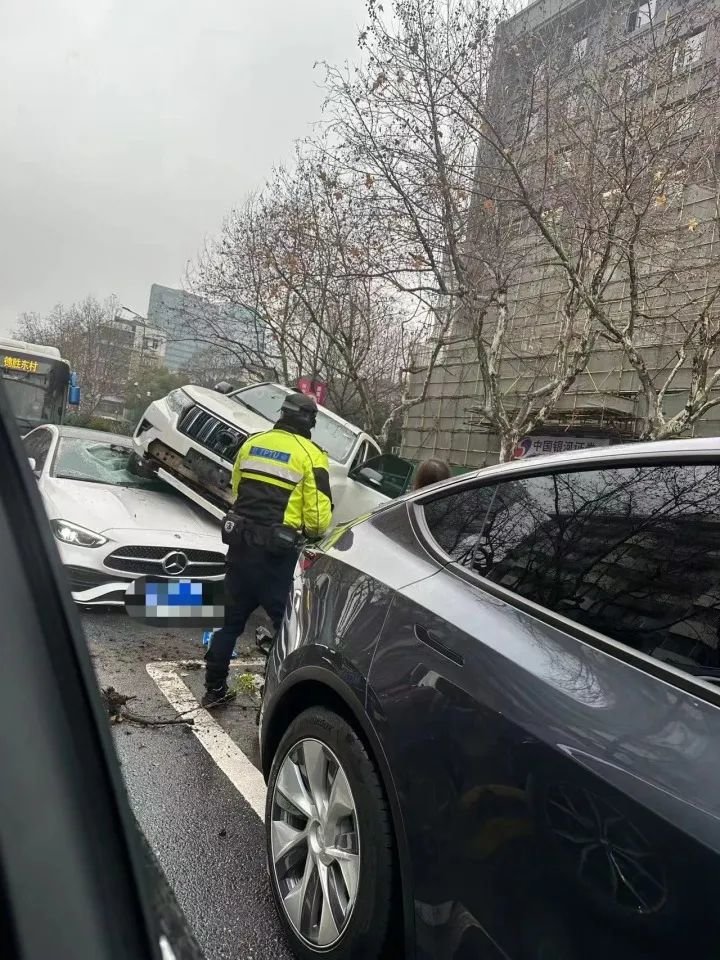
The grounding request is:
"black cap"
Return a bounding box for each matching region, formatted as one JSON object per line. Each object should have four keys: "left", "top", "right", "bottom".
{"left": 281, "top": 392, "right": 318, "bottom": 417}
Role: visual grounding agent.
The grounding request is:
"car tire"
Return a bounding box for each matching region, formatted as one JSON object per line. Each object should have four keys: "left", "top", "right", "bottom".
{"left": 265, "top": 706, "right": 393, "bottom": 960}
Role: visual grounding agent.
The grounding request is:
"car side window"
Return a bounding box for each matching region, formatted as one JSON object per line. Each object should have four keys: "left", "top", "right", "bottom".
{"left": 349, "top": 453, "right": 414, "bottom": 498}
{"left": 423, "top": 463, "right": 720, "bottom": 677}
{"left": 350, "top": 441, "right": 370, "bottom": 473}
{"left": 422, "top": 485, "right": 501, "bottom": 565}
{"left": 23, "top": 428, "right": 52, "bottom": 471}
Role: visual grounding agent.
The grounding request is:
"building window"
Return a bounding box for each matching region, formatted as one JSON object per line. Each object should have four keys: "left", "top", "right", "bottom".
{"left": 626, "top": 57, "right": 648, "bottom": 93}
{"left": 673, "top": 29, "right": 706, "bottom": 73}
{"left": 627, "top": 0, "right": 656, "bottom": 33}
{"left": 676, "top": 102, "right": 696, "bottom": 137}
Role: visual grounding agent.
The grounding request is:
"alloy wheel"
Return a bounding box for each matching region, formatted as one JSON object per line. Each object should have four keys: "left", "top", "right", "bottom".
{"left": 270, "top": 738, "right": 361, "bottom": 948}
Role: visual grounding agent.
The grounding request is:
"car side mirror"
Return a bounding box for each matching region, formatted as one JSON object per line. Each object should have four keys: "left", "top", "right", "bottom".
{"left": 213, "top": 381, "right": 233, "bottom": 394}
{"left": 357, "top": 466, "right": 383, "bottom": 487}
{"left": 27, "top": 457, "right": 38, "bottom": 476}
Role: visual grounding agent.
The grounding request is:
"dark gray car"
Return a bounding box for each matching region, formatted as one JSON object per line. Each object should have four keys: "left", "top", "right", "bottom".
{"left": 260, "top": 437, "right": 720, "bottom": 960}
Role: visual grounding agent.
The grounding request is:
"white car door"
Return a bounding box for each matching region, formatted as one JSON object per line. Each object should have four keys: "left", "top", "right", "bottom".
{"left": 329, "top": 452, "right": 415, "bottom": 526}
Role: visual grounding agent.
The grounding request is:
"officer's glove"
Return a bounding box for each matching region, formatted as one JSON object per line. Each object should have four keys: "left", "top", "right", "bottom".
{"left": 303, "top": 533, "right": 324, "bottom": 545}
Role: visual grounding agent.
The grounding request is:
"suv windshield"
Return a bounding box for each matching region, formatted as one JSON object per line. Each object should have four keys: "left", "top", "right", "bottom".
{"left": 230, "top": 384, "right": 358, "bottom": 463}
{"left": 53, "top": 437, "right": 167, "bottom": 489}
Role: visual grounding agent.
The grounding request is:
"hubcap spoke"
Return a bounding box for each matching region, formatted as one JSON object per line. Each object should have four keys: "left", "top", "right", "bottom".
{"left": 276, "top": 757, "right": 315, "bottom": 819}
{"left": 302, "top": 740, "right": 330, "bottom": 818}
{"left": 327, "top": 848, "right": 360, "bottom": 901}
{"left": 283, "top": 851, "right": 316, "bottom": 932}
{"left": 271, "top": 818, "right": 307, "bottom": 862}
{"left": 326, "top": 765, "right": 354, "bottom": 828}
{"left": 317, "top": 861, "right": 341, "bottom": 944}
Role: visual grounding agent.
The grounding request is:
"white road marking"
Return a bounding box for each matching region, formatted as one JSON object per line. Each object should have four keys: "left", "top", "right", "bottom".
{"left": 146, "top": 660, "right": 267, "bottom": 821}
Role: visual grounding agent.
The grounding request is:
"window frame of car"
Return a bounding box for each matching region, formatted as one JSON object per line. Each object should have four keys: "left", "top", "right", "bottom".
{"left": 349, "top": 452, "right": 416, "bottom": 498}
{"left": 22, "top": 425, "right": 56, "bottom": 475}
{"left": 408, "top": 445, "right": 720, "bottom": 709}
{"left": 0, "top": 392, "right": 165, "bottom": 958}
{"left": 350, "top": 439, "right": 372, "bottom": 473}
{"left": 350, "top": 434, "right": 382, "bottom": 469}
{"left": 50, "top": 433, "right": 135, "bottom": 483}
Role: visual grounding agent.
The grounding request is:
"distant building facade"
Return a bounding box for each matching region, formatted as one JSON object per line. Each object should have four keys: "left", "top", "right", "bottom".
{"left": 96, "top": 306, "right": 166, "bottom": 422}
{"left": 146, "top": 284, "right": 265, "bottom": 374}
{"left": 401, "top": 0, "right": 720, "bottom": 467}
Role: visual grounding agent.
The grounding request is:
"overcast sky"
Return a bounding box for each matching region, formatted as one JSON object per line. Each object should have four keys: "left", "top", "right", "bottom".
{"left": 0, "top": 0, "right": 366, "bottom": 334}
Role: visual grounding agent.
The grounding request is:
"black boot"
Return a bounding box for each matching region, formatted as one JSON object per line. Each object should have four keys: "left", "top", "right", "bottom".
{"left": 201, "top": 684, "right": 237, "bottom": 708}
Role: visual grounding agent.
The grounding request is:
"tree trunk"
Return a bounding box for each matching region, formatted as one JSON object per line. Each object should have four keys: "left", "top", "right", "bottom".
{"left": 498, "top": 432, "right": 518, "bottom": 462}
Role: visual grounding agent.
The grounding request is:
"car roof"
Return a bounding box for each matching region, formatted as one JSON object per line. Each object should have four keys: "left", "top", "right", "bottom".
{"left": 486, "top": 435, "right": 720, "bottom": 474}
{"left": 52, "top": 425, "right": 131, "bottom": 445}
{"left": 407, "top": 436, "right": 720, "bottom": 501}
{"left": 235, "top": 383, "right": 365, "bottom": 436}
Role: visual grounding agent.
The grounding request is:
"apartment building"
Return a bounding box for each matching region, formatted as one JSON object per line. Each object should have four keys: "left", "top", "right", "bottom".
{"left": 402, "top": 0, "right": 720, "bottom": 466}
{"left": 95, "top": 306, "right": 166, "bottom": 421}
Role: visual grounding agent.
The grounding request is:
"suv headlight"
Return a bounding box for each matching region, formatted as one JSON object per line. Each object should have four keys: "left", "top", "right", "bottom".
{"left": 165, "top": 389, "right": 190, "bottom": 417}
{"left": 51, "top": 519, "right": 108, "bottom": 548}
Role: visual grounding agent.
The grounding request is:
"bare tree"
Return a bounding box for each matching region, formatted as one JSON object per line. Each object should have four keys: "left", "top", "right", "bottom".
{"left": 191, "top": 143, "right": 419, "bottom": 439}
{"left": 14, "top": 296, "right": 131, "bottom": 417}
{"left": 322, "top": 0, "right": 604, "bottom": 460}
{"left": 451, "top": 0, "right": 720, "bottom": 444}
{"left": 323, "top": 0, "right": 720, "bottom": 458}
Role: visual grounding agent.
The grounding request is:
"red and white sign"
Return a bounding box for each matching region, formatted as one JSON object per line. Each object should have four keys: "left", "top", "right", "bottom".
{"left": 512, "top": 435, "right": 611, "bottom": 460}
{"left": 297, "top": 378, "right": 328, "bottom": 406}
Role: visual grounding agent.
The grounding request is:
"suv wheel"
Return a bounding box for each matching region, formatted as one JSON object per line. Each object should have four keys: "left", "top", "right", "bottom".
{"left": 266, "top": 707, "right": 393, "bottom": 960}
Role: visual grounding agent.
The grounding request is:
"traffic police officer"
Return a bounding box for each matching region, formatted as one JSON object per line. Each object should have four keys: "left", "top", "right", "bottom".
{"left": 203, "top": 391, "right": 333, "bottom": 706}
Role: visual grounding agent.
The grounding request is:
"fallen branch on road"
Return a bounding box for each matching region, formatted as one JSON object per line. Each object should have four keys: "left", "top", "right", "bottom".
{"left": 101, "top": 686, "right": 196, "bottom": 727}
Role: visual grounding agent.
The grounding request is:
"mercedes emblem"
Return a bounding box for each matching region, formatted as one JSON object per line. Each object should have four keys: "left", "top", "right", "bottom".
{"left": 161, "top": 550, "right": 189, "bottom": 576}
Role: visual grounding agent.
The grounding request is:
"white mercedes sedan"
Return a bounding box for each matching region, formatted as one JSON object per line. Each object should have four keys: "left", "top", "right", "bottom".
{"left": 22, "top": 424, "right": 226, "bottom": 607}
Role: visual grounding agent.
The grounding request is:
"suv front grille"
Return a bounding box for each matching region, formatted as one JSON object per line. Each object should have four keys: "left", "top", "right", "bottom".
{"left": 178, "top": 405, "right": 246, "bottom": 462}
{"left": 104, "top": 546, "right": 225, "bottom": 578}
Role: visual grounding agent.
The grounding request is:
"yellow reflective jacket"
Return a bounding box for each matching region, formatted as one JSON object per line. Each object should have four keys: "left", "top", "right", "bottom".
{"left": 231, "top": 427, "right": 333, "bottom": 538}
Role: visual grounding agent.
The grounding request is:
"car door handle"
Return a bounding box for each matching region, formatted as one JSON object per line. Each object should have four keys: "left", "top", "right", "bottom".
{"left": 413, "top": 623, "right": 464, "bottom": 666}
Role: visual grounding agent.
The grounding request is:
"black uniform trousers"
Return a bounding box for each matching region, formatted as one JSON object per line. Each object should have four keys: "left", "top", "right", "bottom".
{"left": 205, "top": 543, "right": 297, "bottom": 690}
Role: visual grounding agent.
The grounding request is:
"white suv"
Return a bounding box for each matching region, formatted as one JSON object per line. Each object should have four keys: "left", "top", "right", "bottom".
{"left": 132, "top": 381, "right": 394, "bottom": 525}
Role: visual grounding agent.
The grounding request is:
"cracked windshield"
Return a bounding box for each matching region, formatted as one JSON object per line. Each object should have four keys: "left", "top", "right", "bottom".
{"left": 4, "top": 0, "right": 720, "bottom": 957}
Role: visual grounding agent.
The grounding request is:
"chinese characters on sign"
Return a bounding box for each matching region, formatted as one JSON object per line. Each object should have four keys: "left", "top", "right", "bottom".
{"left": 512, "top": 435, "right": 611, "bottom": 459}
{"left": 3, "top": 355, "right": 39, "bottom": 374}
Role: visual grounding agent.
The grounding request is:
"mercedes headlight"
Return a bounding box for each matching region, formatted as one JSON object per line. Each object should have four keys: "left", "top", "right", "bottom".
{"left": 51, "top": 519, "right": 108, "bottom": 548}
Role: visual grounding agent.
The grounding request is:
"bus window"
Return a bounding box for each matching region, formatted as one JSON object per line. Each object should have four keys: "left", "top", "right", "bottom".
{"left": 1, "top": 360, "right": 71, "bottom": 432}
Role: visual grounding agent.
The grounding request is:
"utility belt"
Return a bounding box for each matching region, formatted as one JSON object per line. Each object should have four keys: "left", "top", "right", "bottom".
{"left": 221, "top": 511, "right": 303, "bottom": 553}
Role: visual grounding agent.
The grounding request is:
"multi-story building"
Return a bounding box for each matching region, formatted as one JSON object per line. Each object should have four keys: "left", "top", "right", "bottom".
{"left": 146, "top": 284, "right": 265, "bottom": 375}
{"left": 402, "top": 0, "right": 720, "bottom": 466}
{"left": 95, "top": 306, "right": 166, "bottom": 422}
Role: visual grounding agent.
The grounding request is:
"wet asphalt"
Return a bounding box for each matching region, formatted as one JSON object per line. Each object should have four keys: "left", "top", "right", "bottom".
{"left": 83, "top": 610, "right": 292, "bottom": 960}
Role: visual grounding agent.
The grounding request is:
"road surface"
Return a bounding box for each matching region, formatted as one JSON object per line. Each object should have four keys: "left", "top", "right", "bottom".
{"left": 84, "top": 609, "right": 291, "bottom": 960}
